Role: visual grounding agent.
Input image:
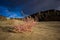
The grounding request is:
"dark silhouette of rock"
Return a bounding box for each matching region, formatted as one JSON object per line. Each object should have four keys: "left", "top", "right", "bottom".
{"left": 24, "top": 9, "right": 60, "bottom": 21}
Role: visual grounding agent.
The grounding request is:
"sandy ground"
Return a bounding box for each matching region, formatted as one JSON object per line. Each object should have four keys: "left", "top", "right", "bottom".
{"left": 0, "top": 21, "right": 60, "bottom": 40}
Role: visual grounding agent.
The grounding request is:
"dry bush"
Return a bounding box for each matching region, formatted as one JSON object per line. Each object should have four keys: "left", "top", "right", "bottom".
{"left": 12, "top": 17, "right": 37, "bottom": 33}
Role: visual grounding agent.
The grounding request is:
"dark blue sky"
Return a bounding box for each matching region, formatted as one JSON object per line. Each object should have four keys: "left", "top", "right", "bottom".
{"left": 0, "top": 0, "right": 60, "bottom": 18}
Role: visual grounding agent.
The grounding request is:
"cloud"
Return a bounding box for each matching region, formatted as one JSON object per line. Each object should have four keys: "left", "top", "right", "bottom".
{"left": 22, "top": 0, "right": 60, "bottom": 15}
{"left": 55, "top": 7, "right": 60, "bottom": 10}
{"left": 0, "top": 0, "right": 60, "bottom": 18}
{"left": 0, "top": 6, "right": 24, "bottom": 18}
{"left": 8, "top": 12, "right": 24, "bottom": 18}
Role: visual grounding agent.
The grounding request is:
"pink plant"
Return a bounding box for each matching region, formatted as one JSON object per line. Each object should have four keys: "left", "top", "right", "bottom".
{"left": 13, "top": 17, "right": 37, "bottom": 33}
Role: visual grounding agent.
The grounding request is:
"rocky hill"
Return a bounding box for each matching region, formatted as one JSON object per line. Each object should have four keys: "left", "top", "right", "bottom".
{"left": 26, "top": 9, "right": 60, "bottom": 21}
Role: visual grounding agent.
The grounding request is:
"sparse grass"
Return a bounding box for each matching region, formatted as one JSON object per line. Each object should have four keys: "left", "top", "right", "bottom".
{"left": 0, "top": 20, "right": 60, "bottom": 40}
{"left": 0, "top": 19, "right": 37, "bottom": 32}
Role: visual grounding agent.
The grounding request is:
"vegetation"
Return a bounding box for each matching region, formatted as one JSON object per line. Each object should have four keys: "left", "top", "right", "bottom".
{"left": 0, "top": 17, "right": 37, "bottom": 33}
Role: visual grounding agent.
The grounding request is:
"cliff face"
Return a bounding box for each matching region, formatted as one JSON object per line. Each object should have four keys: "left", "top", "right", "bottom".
{"left": 25, "top": 10, "right": 60, "bottom": 21}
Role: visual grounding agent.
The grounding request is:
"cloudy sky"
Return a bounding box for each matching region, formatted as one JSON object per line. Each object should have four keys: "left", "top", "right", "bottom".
{"left": 0, "top": 0, "right": 60, "bottom": 18}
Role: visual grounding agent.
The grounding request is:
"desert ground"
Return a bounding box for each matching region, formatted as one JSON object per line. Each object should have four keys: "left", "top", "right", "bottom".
{"left": 0, "top": 20, "right": 60, "bottom": 40}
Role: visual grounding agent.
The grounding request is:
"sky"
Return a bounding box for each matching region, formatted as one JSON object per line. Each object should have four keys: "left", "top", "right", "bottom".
{"left": 0, "top": 0, "right": 60, "bottom": 18}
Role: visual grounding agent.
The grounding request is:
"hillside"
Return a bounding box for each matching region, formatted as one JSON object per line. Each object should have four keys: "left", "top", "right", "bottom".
{"left": 0, "top": 21, "right": 60, "bottom": 40}
{"left": 0, "top": 11, "right": 60, "bottom": 40}
{"left": 27, "top": 10, "right": 60, "bottom": 21}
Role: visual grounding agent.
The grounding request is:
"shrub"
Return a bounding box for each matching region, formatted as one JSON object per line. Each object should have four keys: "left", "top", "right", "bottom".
{"left": 12, "top": 17, "right": 37, "bottom": 33}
